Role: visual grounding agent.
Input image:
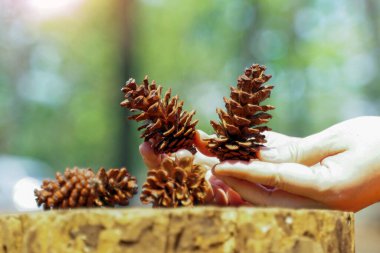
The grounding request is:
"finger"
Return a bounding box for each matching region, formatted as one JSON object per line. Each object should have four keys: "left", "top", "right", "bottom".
{"left": 194, "top": 150, "right": 220, "bottom": 168}
{"left": 209, "top": 175, "right": 245, "bottom": 206}
{"left": 213, "top": 188, "right": 229, "bottom": 205}
{"left": 209, "top": 175, "right": 227, "bottom": 189}
{"left": 263, "top": 131, "right": 299, "bottom": 147}
{"left": 175, "top": 149, "right": 194, "bottom": 161}
{"left": 139, "top": 142, "right": 164, "bottom": 170}
{"left": 203, "top": 179, "right": 215, "bottom": 204}
{"left": 205, "top": 169, "right": 213, "bottom": 181}
{"left": 213, "top": 160, "right": 332, "bottom": 199}
{"left": 194, "top": 130, "right": 216, "bottom": 157}
{"left": 259, "top": 129, "right": 346, "bottom": 166}
{"left": 219, "top": 176, "right": 325, "bottom": 209}
{"left": 209, "top": 176, "right": 229, "bottom": 205}
{"left": 226, "top": 188, "right": 246, "bottom": 206}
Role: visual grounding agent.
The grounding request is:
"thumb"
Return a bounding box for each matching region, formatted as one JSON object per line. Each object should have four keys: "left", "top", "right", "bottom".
{"left": 139, "top": 142, "right": 165, "bottom": 170}
{"left": 194, "top": 129, "right": 216, "bottom": 157}
{"left": 258, "top": 130, "right": 342, "bottom": 166}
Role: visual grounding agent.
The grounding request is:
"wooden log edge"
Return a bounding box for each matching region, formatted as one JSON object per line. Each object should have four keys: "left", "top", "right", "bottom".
{"left": 0, "top": 207, "right": 354, "bottom": 253}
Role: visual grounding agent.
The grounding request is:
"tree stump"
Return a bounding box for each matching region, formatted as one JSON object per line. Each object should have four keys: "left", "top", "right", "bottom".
{"left": 0, "top": 207, "right": 354, "bottom": 253}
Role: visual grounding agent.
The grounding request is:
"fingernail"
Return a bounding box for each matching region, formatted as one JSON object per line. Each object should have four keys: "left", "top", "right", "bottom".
{"left": 260, "top": 147, "right": 278, "bottom": 161}
{"left": 215, "top": 188, "right": 228, "bottom": 206}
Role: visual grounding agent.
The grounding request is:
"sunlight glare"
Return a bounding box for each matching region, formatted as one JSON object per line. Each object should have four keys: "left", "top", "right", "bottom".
{"left": 12, "top": 177, "right": 41, "bottom": 211}
{"left": 26, "top": 0, "right": 83, "bottom": 18}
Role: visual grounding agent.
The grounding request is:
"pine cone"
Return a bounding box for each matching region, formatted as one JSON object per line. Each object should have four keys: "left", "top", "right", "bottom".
{"left": 140, "top": 152, "right": 211, "bottom": 207}
{"left": 120, "top": 76, "right": 198, "bottom": 154}
{"left": 207, "top": 64, "right": 275, "bottom": 161}
{"left": 34, "top": 167, "right": 138, "bottom": 210}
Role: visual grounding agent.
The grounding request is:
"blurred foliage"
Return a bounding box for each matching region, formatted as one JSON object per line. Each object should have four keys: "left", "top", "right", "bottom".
{"left": 0, "top": 0, "right": 127, "bottom": 172}
{"left": 0, "top": 0, "right": 380, "bottom": 179}
{"left": 133, "top": 0, "right": 380, "bottom": 139}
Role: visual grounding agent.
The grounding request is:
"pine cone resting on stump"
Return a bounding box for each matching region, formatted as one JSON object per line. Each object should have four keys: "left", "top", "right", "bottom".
{"left": 140, "top": 151, "right": 212, "bottom": 207}
{"left": 207, "top": 64, "right": 275, "bottom": 161}
{"left": 120, "top": 76, "right": 198, "bottom": 154}
{"left": 35, "top": 167, "right": 138, "bottom": 210}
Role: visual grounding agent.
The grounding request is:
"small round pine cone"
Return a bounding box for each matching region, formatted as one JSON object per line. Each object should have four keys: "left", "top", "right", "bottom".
{"left": 140, "top": 152, "right": 212, "bottom": 207}
{"left": 120, "top": 76, "right": 198, "bottom": 154}
{"left": 207, "top": 64, "right": 275, "bottom": 161}
{"left": 34, "top": 167, "right": 138, "bottom": 210}
{"left": 97, "top": 168, "right": 138, "bottom": 206}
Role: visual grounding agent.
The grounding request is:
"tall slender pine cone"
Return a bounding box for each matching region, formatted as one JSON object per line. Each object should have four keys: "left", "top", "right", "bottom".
{"left": 207, "top": 64, "right": 275, "bottom": 161}
{"left": 34, "top": 167, "right": 138, "bottom": 210}
{"left": 120, "top": 76, "right": 198, "bottom": 154}
{"left": 140, "top": 151, "right": 212, "bottom": 207}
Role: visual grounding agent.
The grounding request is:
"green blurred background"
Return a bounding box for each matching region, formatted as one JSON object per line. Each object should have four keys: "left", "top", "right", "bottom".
{"left": 1, "top": 0, "right": 379, "bottom": 251}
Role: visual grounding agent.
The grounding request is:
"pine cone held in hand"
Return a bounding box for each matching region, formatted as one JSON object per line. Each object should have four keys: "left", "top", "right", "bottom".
{"left": 140, "top": 151, "right": 212, "bottom": 207}
{"left": 120, "top": 76, "right": 198, "bottom": 154}
{"left": 207, "top": 64, "right": 275, "bottom": 161}
{"left": 34, "top": 167, "right": 138, "bottom": 210}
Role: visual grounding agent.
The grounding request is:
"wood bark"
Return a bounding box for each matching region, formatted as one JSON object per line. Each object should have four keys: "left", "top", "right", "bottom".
{"left": 0, "top": 207, "right": 354, "bottom": 253}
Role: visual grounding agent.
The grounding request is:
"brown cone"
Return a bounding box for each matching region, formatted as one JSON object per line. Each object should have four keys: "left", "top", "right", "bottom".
{"left": 206, "top": 64, "right": 275, "bottom": 161}
{"left": 120, "top": 76, "right": 198, "bottom": 154}
{"left": 140, "top": 153, "right": 212, "bottom": 207}
{"left": 34, "top": 167, "right": 138, "bottom": 210}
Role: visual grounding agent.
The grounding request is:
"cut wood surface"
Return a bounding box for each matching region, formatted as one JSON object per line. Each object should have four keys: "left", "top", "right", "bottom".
{"left": 0, "top": 207, "right": 354, "bottom": 253}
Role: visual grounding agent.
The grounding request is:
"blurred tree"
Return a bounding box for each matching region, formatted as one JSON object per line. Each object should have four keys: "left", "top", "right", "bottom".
{"left": 363, "top": 0, "right": 380, "bottom": 105}
{"left": 0, "top": 0, "right": 138, "bottom": 174}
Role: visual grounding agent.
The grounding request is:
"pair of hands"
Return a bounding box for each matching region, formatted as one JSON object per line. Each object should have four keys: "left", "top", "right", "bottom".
{"left": 140, "top": 116, "right": 380, "bottom": 212}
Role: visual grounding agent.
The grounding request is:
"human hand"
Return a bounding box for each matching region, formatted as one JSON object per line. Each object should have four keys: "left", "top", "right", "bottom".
{"left": 194, "top": 129, "right": 299, "bottom": 206}
{"left": 210, "top": 116, "right": 380, "bottom": 212}
{"left": 139, "top": 141, "right": 245, "bottom": 206}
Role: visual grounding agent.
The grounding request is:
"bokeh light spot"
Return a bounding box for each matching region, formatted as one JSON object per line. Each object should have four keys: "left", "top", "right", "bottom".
{"left": 12, "top": 177, "right": 41, "bottom": 211}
